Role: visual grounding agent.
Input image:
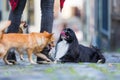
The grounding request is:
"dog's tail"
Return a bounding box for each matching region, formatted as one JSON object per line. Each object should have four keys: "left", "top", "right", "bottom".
{"left": 91, "top": 45, "right": 106, "bottom": 63}
{"left": 0, "top": 20, "right": 11, "bottom": 33}
{"left": 0, "top": 21, "right": 11, "bottom": 40}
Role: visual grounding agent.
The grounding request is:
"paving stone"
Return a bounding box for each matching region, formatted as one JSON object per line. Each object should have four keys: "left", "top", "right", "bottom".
{"left": 0, "top": 53, "right": 120, "bottom": 80}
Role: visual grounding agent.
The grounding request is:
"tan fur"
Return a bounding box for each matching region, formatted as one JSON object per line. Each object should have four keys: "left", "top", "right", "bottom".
{"left": 1, "top": 21, "right": 29, "bottom": 63}
{"left": 0, "top": 31, "right": 54, "bottom": 65}
{"left": 0, "top": 21, "right": 11, "bottom": 34}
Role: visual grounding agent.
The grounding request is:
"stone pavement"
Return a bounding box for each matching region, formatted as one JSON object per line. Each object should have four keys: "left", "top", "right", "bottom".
{"left": 0, "top": 53, "right": 120, "bottom": 80}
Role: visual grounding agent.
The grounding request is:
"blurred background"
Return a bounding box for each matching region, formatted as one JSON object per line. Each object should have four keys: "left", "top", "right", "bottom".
{"left": 0, "top": 0, "right": 120, "bottom": 52}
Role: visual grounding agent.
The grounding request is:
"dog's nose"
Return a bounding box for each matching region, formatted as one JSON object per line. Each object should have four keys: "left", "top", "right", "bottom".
{"left": 61, "top": 31, "right": 66, "bottom": 38}
{"left": 61, "top": 31, "right": 65, "bottom": 35}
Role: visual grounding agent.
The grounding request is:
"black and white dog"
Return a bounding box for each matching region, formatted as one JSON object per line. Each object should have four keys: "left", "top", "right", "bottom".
{"left": 50, "top": 28, "right": 105, "bottom": 63}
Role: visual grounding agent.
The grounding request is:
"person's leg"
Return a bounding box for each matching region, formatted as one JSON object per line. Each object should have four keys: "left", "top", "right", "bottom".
{"left": 7, "top": 0, "right": 27, "bottom": 64}
{"left": 37, "top": 0, "right": 54, "bottom": 62}
{"left": 7, "top": 0, "right": 27, "bottom": 33}
{"left": 40, "top": 0, "right": 54, "bottom": 33}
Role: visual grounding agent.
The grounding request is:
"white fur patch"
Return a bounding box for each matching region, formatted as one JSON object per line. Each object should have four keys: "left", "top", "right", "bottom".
{"left": 55, "top": 40, "right": 69, "bottom": 61}
{"left": 23, "top": 28, "right": 28, "bottom": 33}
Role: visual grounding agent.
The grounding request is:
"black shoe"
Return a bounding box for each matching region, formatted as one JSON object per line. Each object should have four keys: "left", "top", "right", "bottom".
{"left": 7, "top": 48, "right": 17, "bottom": 64}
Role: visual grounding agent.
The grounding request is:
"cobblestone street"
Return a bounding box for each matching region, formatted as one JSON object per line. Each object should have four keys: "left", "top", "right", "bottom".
{"left": 0, "top": 53, "right": 120, "bottom": 80}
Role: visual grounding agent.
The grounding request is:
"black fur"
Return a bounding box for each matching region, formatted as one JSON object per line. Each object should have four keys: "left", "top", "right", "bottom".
{"left": 55, "top": 28, "right": 105, "bottom": 63}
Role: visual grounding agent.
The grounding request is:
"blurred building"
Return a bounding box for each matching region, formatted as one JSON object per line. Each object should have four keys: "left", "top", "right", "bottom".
{"left": 64, "top": 0, "right": 120, "bottom": 51}
{"left": 53, "top": 0, "right": 85, "bottom": 43}
{"left": 0, "top": 0, "right": 40, "bottom": 32}
{"left": 0, "top": 0, "right": 10, "bottom": 21}
{"left": 110, "top": 0, "right": 120, "bottom": 51}
{"left": 83, "top": 0, "right": 111, "bottom": 49}
{"left": 85, "top": 0, "right": 120, "bottom": 51}
{"left": 0, "top": 0, "right": 120, "bottom": 51}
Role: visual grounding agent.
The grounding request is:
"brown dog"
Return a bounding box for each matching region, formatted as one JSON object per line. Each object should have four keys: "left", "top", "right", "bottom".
{"left": 0, "top": 31, "right": 54, "bottom": 65}
{"left": 1, "top": 21, "right": 29, "bottom": 64}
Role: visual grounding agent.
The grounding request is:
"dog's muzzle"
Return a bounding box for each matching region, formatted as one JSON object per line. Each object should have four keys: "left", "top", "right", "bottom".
{"left": 61, "top": 31, "right": 66, "bottom": 37}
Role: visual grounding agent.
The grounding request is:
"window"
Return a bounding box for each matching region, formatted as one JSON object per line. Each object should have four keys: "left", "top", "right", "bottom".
{"left": 95, "top": 0, "right": 110, "bottom": 36}
{"left": 102, "top": 0, "right": 108, "bottom": 31}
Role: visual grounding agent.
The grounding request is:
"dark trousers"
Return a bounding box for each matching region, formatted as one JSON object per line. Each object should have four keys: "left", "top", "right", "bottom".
{"left": 7, "top": 0, "right": 54, "bottom": 62}
{"left": 40, "top": 0, "right": 54, "bottom": 33}
{"left": 7, "top": 0, "right": 27, "bottom": 62}
{"left": 7, "top": 0, "right": 27, "bottom": 33}
{"left": 37, "top": 0, "right": 54, "bottom": 62}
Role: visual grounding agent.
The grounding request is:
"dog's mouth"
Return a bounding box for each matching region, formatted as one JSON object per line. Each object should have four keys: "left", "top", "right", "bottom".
{"left": 61, "top": 31, "right": 66, "bottom": 37}
{"left": 60, "top": 30, "right": 69, "bottom": 40}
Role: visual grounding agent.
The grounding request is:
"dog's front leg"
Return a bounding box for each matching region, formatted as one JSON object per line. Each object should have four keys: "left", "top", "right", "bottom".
{"left": 3, "top": 51, "right": 13, "bottom": 65}
{"left": 20, "top": 54, "right": 24, "bottom": 61}
{"left": 35, "top": 53, "right": 52, "bottom": 62}
{"left": 27, "top": 49, "right": 37, "bottom": 64}
{"left": 17, "top": 49, "right": 24, "bottom": 61}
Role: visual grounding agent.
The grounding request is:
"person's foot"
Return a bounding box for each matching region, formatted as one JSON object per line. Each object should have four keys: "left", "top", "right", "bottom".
{"left": 7, "top": 48, "right": 17, "bottom": 65}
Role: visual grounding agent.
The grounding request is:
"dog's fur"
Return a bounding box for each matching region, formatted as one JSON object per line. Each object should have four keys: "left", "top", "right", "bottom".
{"left": 0, "top": 21, "right": 54, "bottom": 64}
{"left": 52, "top": 28, "right": 105, "bottom": 63}
{"left": 0, "top": 31, "right": 54, "bottom": 65}
{"left": 2, "top": 21, "right": 29, "bottom": 64}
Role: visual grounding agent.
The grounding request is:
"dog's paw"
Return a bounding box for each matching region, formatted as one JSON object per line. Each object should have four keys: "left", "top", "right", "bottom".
{"left": 97, "top": 59, "right": 103, "bottom": 63}
{"left": 46, "top": 59, "right": 52, "bottom": 62}
{"left": 53, "top": 60, "right": 57, "bottom": 64}
{"left": 6, "top": 62, "right": 13, "bottom": 65}
{"left": 31, "top": 62, "right": 37, "bottom": 65}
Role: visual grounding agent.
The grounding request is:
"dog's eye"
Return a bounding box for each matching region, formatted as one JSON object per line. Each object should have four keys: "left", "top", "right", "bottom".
{"left": 66, "top": 31, "right": 70, "bottom": 35}
{"left": 65, "top": 32, "right": 69, "bottom": 35}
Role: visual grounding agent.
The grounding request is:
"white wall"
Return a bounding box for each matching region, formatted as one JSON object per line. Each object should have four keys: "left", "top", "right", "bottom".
{"left": 30, "top": 0, "right": 41, "bottom": 32}
{"left": 0, "top": 0, "right": 2, "bottom": 10}
{"left": 2, "top": 0, "right": 10, "bottom": 20}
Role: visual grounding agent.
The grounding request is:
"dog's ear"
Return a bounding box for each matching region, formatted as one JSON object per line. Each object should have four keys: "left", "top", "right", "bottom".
{"left": 49, "top": 33, "right": 54, "bottom": 38}
{"left": 44, "top": 32, "right": 52, "bottom": 38}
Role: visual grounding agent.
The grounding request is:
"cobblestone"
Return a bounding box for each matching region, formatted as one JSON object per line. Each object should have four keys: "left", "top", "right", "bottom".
{"left": 0, "top": 53, "right": 120, "bottom": 80}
